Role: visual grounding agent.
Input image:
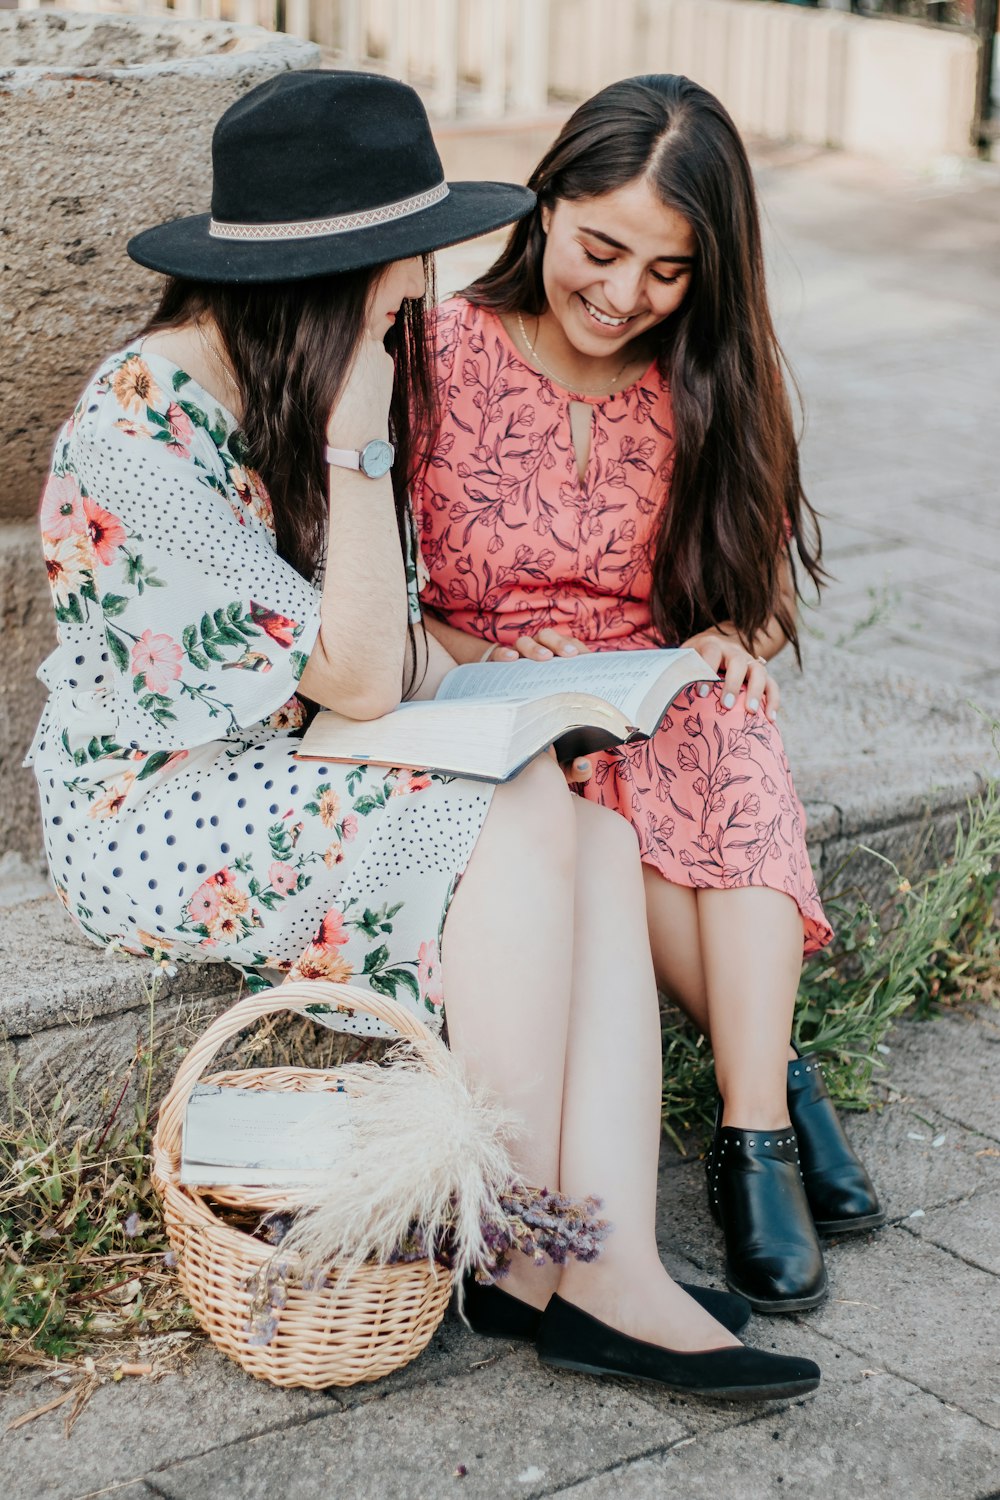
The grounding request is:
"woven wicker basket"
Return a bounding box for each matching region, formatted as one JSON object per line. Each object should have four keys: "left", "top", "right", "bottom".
{"left": 151, "top": 979, "right": 455, "bottom": 1389}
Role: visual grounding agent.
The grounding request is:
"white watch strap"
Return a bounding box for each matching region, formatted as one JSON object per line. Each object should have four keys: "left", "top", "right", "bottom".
{"left": 325, "top": 445, "right": 361, "bottom": 470}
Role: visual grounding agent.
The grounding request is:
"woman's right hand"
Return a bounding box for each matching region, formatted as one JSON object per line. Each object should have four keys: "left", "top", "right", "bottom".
{"left": 325, "top": 335, "right": 395, "bottom": 450}
{"left": 487, "top": 629, "right": 593, "bottom": 664}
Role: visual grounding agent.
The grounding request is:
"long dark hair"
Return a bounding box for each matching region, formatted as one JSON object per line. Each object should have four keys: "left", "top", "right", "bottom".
{"left": 140, "top": 262, "right": 437, "bottom": 693}
{"left": 466, "top": 75, "right": 824, "bottom": 657}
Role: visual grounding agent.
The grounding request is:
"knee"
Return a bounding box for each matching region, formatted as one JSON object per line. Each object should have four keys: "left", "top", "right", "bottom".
{"left": 489, "top": 753, "right": 577, "bottom": 873}
{"left": 574, "top": 796, "right": 642, "bottom": 871}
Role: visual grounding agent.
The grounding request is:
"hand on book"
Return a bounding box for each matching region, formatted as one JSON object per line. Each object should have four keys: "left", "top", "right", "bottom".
{"left": 682, "top": 627, "right": 779, "bottom": 721}
{"left": 488, "top": 629, "right": 595, "bottom": 664}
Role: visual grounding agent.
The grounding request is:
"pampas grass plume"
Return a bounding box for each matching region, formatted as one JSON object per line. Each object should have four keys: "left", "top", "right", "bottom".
{"left": 277, "top": 1039, "right": 521, "bottom": 1282}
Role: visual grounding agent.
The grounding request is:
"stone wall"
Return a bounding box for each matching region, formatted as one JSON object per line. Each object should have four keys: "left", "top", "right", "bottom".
{"left": 0, "top": 10, "right": 318, "bottom": 859}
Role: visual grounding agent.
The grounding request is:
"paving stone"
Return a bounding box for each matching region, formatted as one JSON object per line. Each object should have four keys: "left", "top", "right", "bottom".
{"left": 904, "top": 1189, "right": 1000, "bottom": 1279}
{"left": 919, "top": 577, "right": 1000, "bottom": 630}
{"left": 805, "top": 1227, "right": 1000, "bottom": 1429}
{"left": 326, "top": 1301, "right": 530, "bottom": 1410}
{"left": 842, "top": 1094, "right": 1000, "bottom": 1225}
{"left": 147, "top": 1353, "right": 689, "bottom": 1500}
{"left": 884, "top": 1009, "right": 1000, "bottom": 1146}
{"left": 810, "top": 544, "right": 971, "bottom": 600}
{"left": 917, "top": 487, "right": 1000, "bottom": 537}
{"left": 866, "top": 505, "right": 1000, "bottom": 572}
{"left": 808, "top": 618, "right": 996, "bottom": 694}
{"left": 554, "top": 1326, "right": 1000, "bottom": 1500}
{"left": 777, "top": 639, "right": 994, "bottom": 837}
{"left": 0, "top": 1343, "right": 333, "bottom": 1500}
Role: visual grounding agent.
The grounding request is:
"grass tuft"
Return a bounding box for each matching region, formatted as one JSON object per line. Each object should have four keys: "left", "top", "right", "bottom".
{"left": 0, "top": 966, "right": 196, "bottom": 1371}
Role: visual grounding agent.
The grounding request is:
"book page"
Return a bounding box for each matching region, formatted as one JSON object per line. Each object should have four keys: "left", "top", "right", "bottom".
{"left": 298, "top": 698, "right": 526, "bottom": 779}
{"left": 437, "top": 649, "right": 696, "bottom": 723}
{"left": 181, "top": 1083, "right": 353, "bottom": 1186}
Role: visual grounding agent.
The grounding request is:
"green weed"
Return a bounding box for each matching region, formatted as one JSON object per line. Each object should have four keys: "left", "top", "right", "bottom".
{"left": 0, "top": 965, "right": 195, "bottom": 1367}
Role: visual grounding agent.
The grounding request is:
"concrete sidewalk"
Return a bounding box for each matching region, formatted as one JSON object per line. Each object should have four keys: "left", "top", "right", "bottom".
{"left": 1, "top": 144, "right": 998, "bottom": 1498}
{"left": 2, "top": 1003, "right": 998, "bottom": 1499}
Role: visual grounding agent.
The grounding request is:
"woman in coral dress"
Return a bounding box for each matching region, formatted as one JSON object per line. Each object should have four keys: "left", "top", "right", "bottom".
{"left": 414, "top": 75, "right": 884, "bottom": 1313}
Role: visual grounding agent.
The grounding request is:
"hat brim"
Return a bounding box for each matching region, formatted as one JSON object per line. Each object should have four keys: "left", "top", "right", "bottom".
{"left": 127, "top": 181, "right": 534, "bottom": 283}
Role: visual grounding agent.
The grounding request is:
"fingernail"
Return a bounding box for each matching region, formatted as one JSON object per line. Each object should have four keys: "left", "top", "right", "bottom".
{"left": 768, "top": 707, "right": 778, "bottom": 720}
{"left": 537, "top": 648, "right": 553, "bottom": 659}
{"left": 562, "top": 643, "right": 578, "bottom": 654}
{"left": 576, "top": 759, "right": 590, "bottom": 773}
{"left": 722, "top": 693, "right": 735, "bottom": 709}
{"left": 698, "top": 684, "right": 711, "bottom": 697}
{"left": 747, "top": 698, "right": 759, "bottom": 713}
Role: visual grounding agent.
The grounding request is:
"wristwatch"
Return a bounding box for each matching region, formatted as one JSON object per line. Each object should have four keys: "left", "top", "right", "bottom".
{"left": 325, "top": 439, "right": 395, "bottom": 479}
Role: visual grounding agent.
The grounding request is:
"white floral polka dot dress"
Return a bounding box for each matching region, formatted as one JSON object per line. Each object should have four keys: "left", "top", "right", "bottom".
{"left": 26, "top": 348, "right": 494, "bottom": 1037}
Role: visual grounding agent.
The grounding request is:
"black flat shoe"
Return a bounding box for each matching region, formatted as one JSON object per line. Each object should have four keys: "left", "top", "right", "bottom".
{"left": 787, "top": 1054, "right": 886, "bottom": 1235}
{"left": 460, "top": 1275, "right": 751, "bottom": 1340}
{"left": 707, "top": 1120, "right": 828, "bottom": 1314}
{"left": 536, "top": 1294, "right": 820, "bottom": 1401}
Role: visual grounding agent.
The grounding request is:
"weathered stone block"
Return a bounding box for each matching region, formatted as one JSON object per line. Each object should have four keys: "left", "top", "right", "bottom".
{"left": 1, "top": 11, "right": 318, "bottom": 522}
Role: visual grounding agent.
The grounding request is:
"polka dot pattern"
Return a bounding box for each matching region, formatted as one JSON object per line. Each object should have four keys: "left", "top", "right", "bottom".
{"left": 27, "top": 346, "right": 496, "bottom": 1034}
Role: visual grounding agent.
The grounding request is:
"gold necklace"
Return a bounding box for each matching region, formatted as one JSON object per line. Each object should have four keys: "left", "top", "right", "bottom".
{"left": 198, "top": 323, "right": 243, "bottom": 417}
{"left": 516, "top": 311, "right": 633, "bottom": 396}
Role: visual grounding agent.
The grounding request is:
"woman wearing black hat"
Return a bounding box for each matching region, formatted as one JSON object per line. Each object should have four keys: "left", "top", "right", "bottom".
{"left": 27, "top": 70, "right": 819, "bottom": 1401}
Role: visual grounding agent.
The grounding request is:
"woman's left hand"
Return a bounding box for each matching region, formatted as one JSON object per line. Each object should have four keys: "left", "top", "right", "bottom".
{"left": 683, "top": 628, "right": 780, "bottom": 720}
{"left": 546, "top": 746, "right": 593, "bottom": 786}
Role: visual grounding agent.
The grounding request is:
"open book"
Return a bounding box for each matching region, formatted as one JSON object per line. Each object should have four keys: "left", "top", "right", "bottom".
{"left": 181, "top": 1082, "right": 353, "bottom": 1188}
{"left": 295, "top": 648, "right": 716, "bottom": 783}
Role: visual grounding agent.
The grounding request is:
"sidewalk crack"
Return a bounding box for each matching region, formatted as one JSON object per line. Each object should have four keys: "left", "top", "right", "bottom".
{"left": 533, "top": 1412, "right": 775, "bottom": 1498}
{"left": 800, "top": 1321, "right": 1000, "bottom": 1434}
{"left": 898, "top": 1217, "right": 1000, "bottom": 1280}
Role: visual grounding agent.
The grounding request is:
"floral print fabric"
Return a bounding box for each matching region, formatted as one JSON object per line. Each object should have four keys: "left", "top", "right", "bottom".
{"left": 412, "top": 299, "right": 831, "bottom": 954}
{"left": 28, "top": 347, "right": 493, "bottom": 1035}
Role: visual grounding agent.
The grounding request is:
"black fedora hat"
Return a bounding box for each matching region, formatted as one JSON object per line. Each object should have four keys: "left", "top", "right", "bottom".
{"left": 128, "top": 70, "right": 535, "bottom": 283}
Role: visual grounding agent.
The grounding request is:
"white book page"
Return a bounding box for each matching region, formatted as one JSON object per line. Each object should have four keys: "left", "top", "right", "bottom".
{"left": 437, "top": 649, "right": 695, "bottom": 723}
{"left": 181, "top": 1084, "right": 353, "bottom": 1185}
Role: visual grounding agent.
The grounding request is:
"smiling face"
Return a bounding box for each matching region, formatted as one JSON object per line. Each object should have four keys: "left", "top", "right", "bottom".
{"left": 367, "top": 256, "right": 426, "bottom": 337}
{"left": 538, "top": 177, "right": 696, "bottom": 366}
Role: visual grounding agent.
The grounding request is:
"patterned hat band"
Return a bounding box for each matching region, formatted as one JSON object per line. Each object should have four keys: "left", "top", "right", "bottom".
{"left": 208, "top": 181, "right": 450, "bottom": 242}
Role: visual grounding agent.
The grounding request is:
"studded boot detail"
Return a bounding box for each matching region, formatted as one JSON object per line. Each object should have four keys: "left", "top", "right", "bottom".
{"left": 707, "top": 1118, "right": 828, "bottom": 1314}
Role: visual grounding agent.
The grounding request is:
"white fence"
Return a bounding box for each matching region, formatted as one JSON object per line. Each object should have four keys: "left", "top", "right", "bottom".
{"left": 13, "top": 0, "right": 985, "bottom": 157}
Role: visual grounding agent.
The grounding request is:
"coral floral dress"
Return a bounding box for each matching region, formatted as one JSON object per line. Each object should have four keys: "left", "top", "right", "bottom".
{"left": 26, "top": 347, "right": 495, "bottom": 1036}
{"left": 413, "top": 298, "right": 832, "bottom": 955}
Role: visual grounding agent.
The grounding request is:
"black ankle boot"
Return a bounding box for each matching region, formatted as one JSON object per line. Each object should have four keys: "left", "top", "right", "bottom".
{"left": 459, "top": 1275, "right": 751, "bottom": 1340}
{"left": 536, "top": 1295, "right": 820, "bottom": 1401}
{"left": 787, "top": 1054, "right": 886, "bottom": 1235}
{"left": 707, "top": 1121, "right": 828, "bottom": 1314}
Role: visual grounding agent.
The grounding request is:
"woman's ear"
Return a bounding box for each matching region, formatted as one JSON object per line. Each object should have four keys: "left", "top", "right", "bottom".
{"left": 540, "top": 203, "right": 551, "bottom": 236}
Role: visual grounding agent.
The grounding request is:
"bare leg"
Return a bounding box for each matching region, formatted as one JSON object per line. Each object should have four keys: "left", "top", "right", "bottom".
{"left": 555, "top": 802, "right": 737, "bottom": 1350}
{"left": 699, "top": 887, "right": 803, "bottom": 1130}
{"left": 442, "top": 754, "right": 575, "bottom": 1308}
{"left": 445, "top": 775, "right": 735, "bottom": 1348}
{"left": 642, "top": 873, "right": 710, "bottom": 1029}
{"left": 644, "top": 872, "right": 801, "bottom": 1124}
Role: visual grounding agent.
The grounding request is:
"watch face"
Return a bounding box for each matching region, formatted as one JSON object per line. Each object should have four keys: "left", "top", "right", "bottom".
{"left": 359, "top": 439, "right": 395, "bottom": 479}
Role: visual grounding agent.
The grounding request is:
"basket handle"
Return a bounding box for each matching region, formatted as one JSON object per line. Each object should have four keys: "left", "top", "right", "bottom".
{"left": 154, "top": 978, "right": 444, "bottom": 1164}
